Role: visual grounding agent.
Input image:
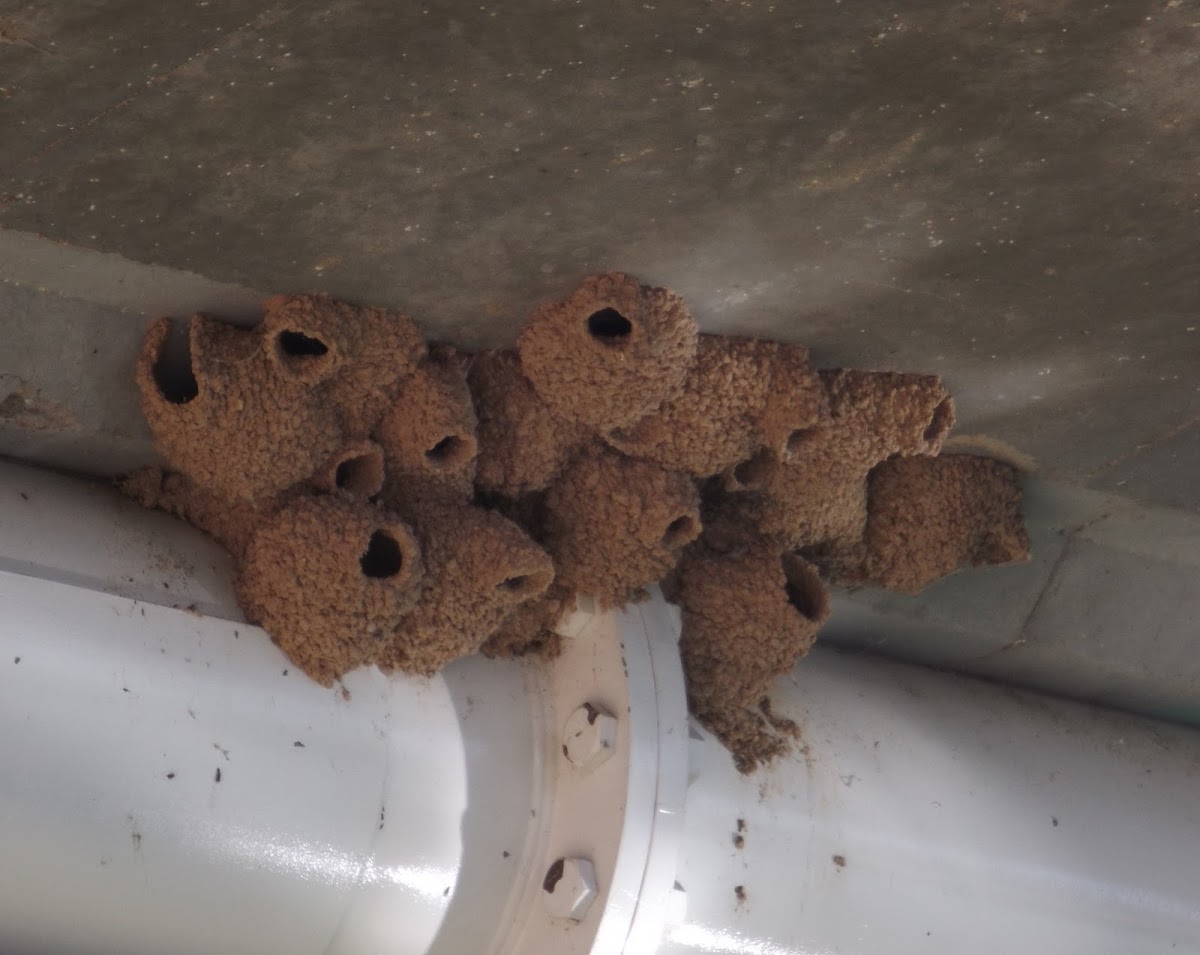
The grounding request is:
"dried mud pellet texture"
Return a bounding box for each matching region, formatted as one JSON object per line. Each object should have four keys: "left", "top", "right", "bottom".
{"left": 260, "top": 293, "right": 426, "bottom": 437}
{"left": 378, "top": 504, "right": 555, "bottom": 675}
{"left": 755, "top": 343, "right": 828, "bottom": 457}
{"left": 235, "top": 497, "right": 424, "bottom": 686}
{"left": 544, "top": 448, "right": 701, "bottom": 608}
{"left": 375, "top": 355, "right": 478, "bottom": 514}
{"left": 517, "top": 272, "right": 700, "bottom": 433}
{"left": 137, "top": 316, "right": 345, "bottom": 502}
{"left": 720, "top": 369, "right": 956, "bottom": 551}
{"left": 478, "top": 583, "right": 571, "bottom": 660}
{"left": 826, "top": 454, "right": 1031, "bottom": 594}
{"left": 426, "top": 342, "right": 474, "bottom": 377}
{"left": 605, "top": 335, "right": 779, "bottom": 478}
{"left": 665, "top": 541, "right": 830, "bottom": 774}
{"left": 313, "top": 440, "right": 387, "bottom": 499}
{"left": 817, "top": 369, "right": 955, "bottom": 464}
{"left": 727, "top": 446, "right": 873, "bottom": 551}
{"left": 468, "top": 350, "right": 585, "bottom": 497}
{"left": 119, "top": 466, "right": 267, "bottom": 559}
{"left": 124, "top": 281, "right": 1031, "bottom": 775}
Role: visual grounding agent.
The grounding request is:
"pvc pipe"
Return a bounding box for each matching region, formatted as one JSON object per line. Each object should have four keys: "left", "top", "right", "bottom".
{"left": 663, "top": 650, "right": 1200, "bottom": 954}
{"left": 2, "top": 459, "right": 1199, "bottom": 954}
{"left": 0, "top": 566, "right": 531, "bottom": 954}
{"left": 0, "top": 460, "right": 689, "bottom": 955}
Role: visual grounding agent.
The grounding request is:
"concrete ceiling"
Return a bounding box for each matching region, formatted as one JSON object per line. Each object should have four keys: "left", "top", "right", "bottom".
{"left": 1, "top": 0, "right": 1197, "bottom": 719}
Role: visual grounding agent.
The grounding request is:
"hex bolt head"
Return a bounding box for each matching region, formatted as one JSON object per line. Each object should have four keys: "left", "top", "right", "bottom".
{"left": 542, "top": 856, "right": 599, "bottom": 921}
{"left": 563, "top": 703, "right": 618, "bottom": 772}
{"left": 553, "top": 594, "right": 598, "bottom": 638}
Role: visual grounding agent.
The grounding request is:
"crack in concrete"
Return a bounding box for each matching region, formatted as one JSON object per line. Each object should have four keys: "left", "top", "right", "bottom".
{"left": 0, "top": 21, "right": 59, "bottom": 59}
{"left": 965, "top": 538, "right": 1075, "bottom": 665}
{"left": 1090, "top": 413, "right": 1200, "bottom": 480}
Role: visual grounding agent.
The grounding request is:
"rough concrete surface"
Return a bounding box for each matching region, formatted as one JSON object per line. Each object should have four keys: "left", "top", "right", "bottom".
{"left": 0, "top": 0, "right": 1197, "bottom": 721}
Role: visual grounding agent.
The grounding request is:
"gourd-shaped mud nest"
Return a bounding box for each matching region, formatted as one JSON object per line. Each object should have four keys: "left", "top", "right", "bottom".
{"left": 124, "top": 272, "right": 1030, "bottom": 772}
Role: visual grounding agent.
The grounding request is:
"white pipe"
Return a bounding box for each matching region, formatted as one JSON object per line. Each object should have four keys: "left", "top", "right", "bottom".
{"left": 2, "top": 460, "right": 1199, "bottom": 954}
{"left": 0, "top": 460, "right": 689, "bottom": 955}
{"left": 0, "top": 565, "right": 539, "bottom": 954}
{"left": 662, "top": 649, "right": 1200, "bottom": 954}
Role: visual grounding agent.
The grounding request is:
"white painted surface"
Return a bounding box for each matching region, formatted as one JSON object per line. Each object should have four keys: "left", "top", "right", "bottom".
{"left": 489, "top": 592, "right": 689, "bottom": 955}
{"left": 0, "top": 460, "right": 240, "bottom": 620}
{"left": 0, "top": 568, "right": 483, "bottom": 954}
{"left": 659, "top": 647, "right": 1200, "bottom": 955}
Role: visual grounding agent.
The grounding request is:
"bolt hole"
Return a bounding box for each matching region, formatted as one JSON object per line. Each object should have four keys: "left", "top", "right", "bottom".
{"left": 924, "top": 397, "right": 955, "bottom": 444}
{"left": 543, "top": 858, "right": 565, "bottom": 893}
{"left": 360, "top": 530, "right": 403, "bottom": 579}
{"left": 278, "top": 330, "right": 329, "bottom": 356}
{"left": 586, "top": 308, "right": 632, "bottom": 344}
{"left": 782, "top": 554, "right": 829, "bottom": 623}
{"left": 662, "top": 514, "right": 698, "bottom": 549}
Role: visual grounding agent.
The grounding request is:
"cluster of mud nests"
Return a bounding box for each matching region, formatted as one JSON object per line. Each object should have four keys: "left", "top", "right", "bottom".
{"left": 124, "top": 272, "right": 1030, "bottom": 772}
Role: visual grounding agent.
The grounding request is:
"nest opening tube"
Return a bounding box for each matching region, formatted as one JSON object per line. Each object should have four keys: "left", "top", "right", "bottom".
{"left": 497, "top": 574, "right": 537, "bottom": 597}
{"left": 785, "top": 427, "right": 821, "bottom": 459}
{"left": 424, "top": 434, "right": 475, "bottom": 471}
{"left": 662, "top": 514, "right": 700, "bottom": 549}
{"left": 730, "top": 449, "right": 776, "bottom": 491}
{"left": 494, "top": 559, "right": 554, "bottom": 602}
{"left": 275, "top": 328, "right": 335, "bottom": 380}
{"left": 782, "top": 553, "right": 829, "bottom": 623}
{"left": 334, "top": 452, "right": 384, "bottom": 497}
{"left": 924, "top": 397, "right": 956, "bottom": 445}
{"left": 587, "top": 308, "right": 633, "bottom": 345}
{"left": 360, "top": 530, "right": 404, "bottom": 579}
{"left": 151, "top": 322, "right": 199, "bottom": 405}
{"left": 277, "top": 329, "right": 329, "bottom": 357}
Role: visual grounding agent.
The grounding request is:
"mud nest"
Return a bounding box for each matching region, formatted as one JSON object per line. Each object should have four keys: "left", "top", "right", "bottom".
{"left": 125, "top": 274, "right": 1030, "bottom": 773}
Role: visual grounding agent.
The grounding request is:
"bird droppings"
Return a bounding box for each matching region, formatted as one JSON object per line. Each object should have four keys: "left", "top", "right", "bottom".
{"left": 833, "top": 854, "right": 847, "bottom": 868}
{"left": 123, "top": 272, "right": 1028, "bottom": 772}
